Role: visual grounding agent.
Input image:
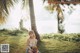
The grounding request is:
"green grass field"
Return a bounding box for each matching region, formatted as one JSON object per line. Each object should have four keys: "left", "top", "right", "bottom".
{"left": 39, "top": 39, "right": 80, "bottom": 53}
{"left": 0, "top": 30, "right": 80, "bottom": 53}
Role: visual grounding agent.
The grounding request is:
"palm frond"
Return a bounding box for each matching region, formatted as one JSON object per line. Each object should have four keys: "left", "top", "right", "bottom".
{"left": 0, "top": 0, "right": 13, "bottom": 14}
{"left": 0, "top": 0, "right": 19, "bottom": 14}
{"left": 44, "top": 4, "right": 55, "bottom": 12}
{"left": 0, "top": 0, "right": 18, "bottom": 24}
{"left": 0, "top": 11, "right": 6, "bottom": 24}
{"left": 22, "top": 0, "right": 29, "bottom": 9}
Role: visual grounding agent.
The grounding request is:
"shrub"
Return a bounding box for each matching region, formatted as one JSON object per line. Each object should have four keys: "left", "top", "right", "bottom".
{"left": 42, "top": 33, "right": 80, "bottom": 42}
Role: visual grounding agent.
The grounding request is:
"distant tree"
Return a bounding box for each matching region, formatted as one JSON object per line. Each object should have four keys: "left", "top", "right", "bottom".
{"left": 19, "top": 19, "right": 24, "bottom": 30}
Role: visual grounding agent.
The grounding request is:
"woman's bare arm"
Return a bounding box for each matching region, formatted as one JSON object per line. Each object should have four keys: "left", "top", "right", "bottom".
{"left": 27, "top": 39, "right": 32, "bottom": 50}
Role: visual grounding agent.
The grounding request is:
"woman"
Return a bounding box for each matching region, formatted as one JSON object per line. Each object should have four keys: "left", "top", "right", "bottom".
{"left": 26, "top": 30, "right": 39, "bottom": 53}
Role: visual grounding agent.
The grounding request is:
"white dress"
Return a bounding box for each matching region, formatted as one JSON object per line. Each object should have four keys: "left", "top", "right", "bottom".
{"left": 29, "top": 39, "right": 37, "bottom": 47}
{"left": 26, "top": 38, "right": 38, "bottom": 53}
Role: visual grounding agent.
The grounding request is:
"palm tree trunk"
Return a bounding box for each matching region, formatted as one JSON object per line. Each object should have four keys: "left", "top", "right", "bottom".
{"left": 29, "top": 0, "right": 40, "bottom": 42}
{"left": 57, "top": 4, "right": 64, "bottom": 33}
{"left": 57, "top": 10, "right": 60, "bottom": 33}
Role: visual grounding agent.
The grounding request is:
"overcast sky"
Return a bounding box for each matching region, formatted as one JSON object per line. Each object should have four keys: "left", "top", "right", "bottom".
{"left": 0, "top": 0, "right": 80, "bottom": 34}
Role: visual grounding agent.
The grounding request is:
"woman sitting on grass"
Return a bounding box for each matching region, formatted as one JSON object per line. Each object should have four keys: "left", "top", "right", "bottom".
{"left": 26, "top": 30, "right": 39, "bottom": 53}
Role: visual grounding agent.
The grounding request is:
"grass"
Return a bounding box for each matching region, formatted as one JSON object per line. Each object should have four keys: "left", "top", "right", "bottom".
{"left": 0, "top": 29, "right": 28, "bottom": 53}
{"left": 0, "top": 35, "right": 27, "bottom": 53}
{"left": 0, "top": 30, "right": 80, "bottom": 53}
{"left": 39, "top": 39, "right": 80, "bottom": 53}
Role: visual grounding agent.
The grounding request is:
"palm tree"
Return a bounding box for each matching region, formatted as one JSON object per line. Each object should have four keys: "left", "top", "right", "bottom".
{"left": 21, "top": 0, "right": 40, "bottom": 41}
{"left": 44, "top": 0, "right": 80, "bottom": 33}
{"left": 44, "top": 1, "right": 64, "bottom": 33}
{"left": 0, "top": 0, "right": 40, "bottom": 42}
{"left": 56, "top": 4, "right": 64, "bottom": 33}
{"left": 29, "top": 0, "right": 40, "bottom": 42}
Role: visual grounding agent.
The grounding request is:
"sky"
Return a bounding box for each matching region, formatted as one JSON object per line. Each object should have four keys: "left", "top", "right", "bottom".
{"left": 0, "top": 0, "right": 80, "bottom": 34}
